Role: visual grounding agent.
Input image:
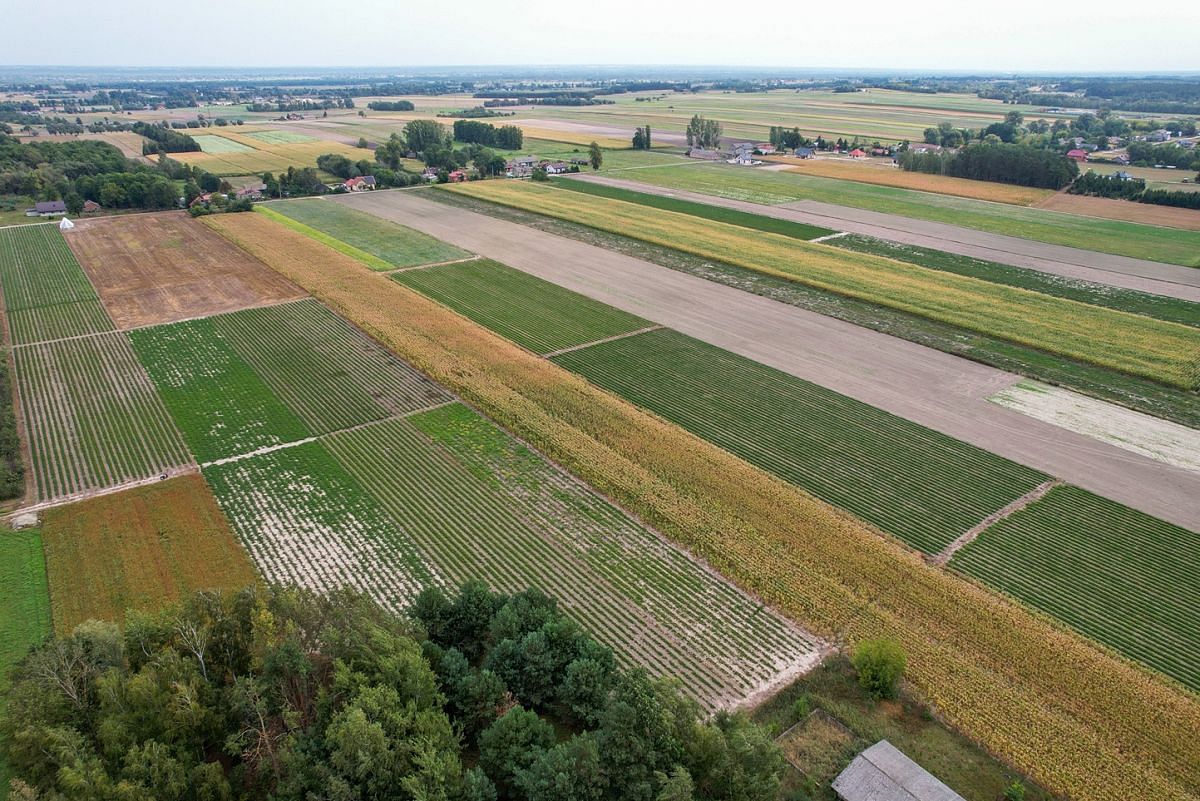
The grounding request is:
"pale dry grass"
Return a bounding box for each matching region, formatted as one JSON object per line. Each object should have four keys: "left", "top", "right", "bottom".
{"left": 204, "top": 210, "right": 1200, "bottom": 801}
{"left": 1035, "top": 193, "right": 1200, "bottom": 231}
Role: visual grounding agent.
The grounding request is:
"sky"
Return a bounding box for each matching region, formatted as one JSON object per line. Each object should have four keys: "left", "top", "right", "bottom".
{"left": 5, "top": 0, "right": 1199, "bottom": 73}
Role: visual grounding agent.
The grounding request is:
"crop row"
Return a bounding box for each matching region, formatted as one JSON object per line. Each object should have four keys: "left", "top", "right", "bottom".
{"left": 447, "top": 181, "right": 1200, "bottom": 389}
{"left": 951, "top": 485, "right": 1200, "bottom": 691}
{"left": 393, "top": 259, "right": 652, "bottom": 355}
{"left": 14, "top": 332, "right": 191, "bottom": 501}
{"left": 206, "top": 210, "right": 1200, "bottom": 801}
{"left": 326, "top": 406, "right": 818, "bottom": 710}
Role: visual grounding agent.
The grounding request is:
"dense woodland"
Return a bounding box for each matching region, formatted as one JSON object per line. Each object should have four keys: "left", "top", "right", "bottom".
{"left": 898, "top": 142, "right": 1080, "bottom": 189}
{"left": 2, "top": 584, "right": 785, "bottom": 801}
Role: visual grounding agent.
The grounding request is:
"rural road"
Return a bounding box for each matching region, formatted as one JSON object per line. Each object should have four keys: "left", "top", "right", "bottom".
{"left": 568, "top": 173, "right": 1200, "bottom": 302}
{"left": 338, "top": 190, "right": 1200, "bottom": 533}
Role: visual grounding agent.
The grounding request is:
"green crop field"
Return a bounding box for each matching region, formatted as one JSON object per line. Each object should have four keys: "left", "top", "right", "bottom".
{"left": 129, "top": 317, "right": 311, "bottom": 463}
{"left": 266, "top": 199, "right": 470, "bottom": 270}
{"left": 190, "top": 134, "right": 256, "bottom": 153}
{"left": 554, "top": 328, "right": 1048, "bottom": 553}
{"left": 14, "top": 332, "right": 192, "bottom": 501}
{"left": 243, "top": 130, "right": 317, "bottom": 145}
{"left": 208, "top": 299, "right": 451, "bottom": 432}
{"left": 0, "top": 224, "right": 114, "bottom": 344}
{"left": 951, "top": 485, "right": 1200, "bottom": 692}
{"left": 325, "top": 403, "right": 819, "bottom": 709}
{"left": 618, "top": 162, "right": 1200, "bottom": 268}
{"left": 393, "top": 259, "right": 653, "bottom": 354}
{"left": 448, "top": 181, "right": 1200, "bottom": 389}
{"left": 0, "top": 529, "right": 50, "bottom": 798}
{"left": 828, "top": 235, "right": 1200, "bottom": 327}
{"left": 554, "top": 176, "right": 836, "bottom": 240}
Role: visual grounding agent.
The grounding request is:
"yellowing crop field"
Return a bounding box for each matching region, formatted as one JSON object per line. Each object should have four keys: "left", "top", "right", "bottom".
{"left": 446, "top": 181, "right": 1200, "bottom": 389}
{"left": 169, "top": 131, "right": 372, "bottom": 176}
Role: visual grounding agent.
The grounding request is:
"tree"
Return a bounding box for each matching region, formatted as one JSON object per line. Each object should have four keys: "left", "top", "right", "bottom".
{"left": 374, "top": 133, "right": 407, "bottom": 170}
{"left": 478, "top": 707, "right": 555, "bottom": 800}
{"left": 516, "top": 733, "right": 605, "bottom": 801}
{"left": 404, "top": 120, "right": 448, "bottom": 154}
{"left": 655, "top": 766, "right": 695, "bottom": 801}
{"left": 851, "top": 639, "right": 907, "bottom": 700}
{"left": 686, "top": 115, "right": 722, "bottom": 149}
{"left": 588, "top": 141, "right": 603, "bottom": 170}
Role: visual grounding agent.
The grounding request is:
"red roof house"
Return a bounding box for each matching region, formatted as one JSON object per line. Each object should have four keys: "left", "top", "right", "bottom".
{"left": 849, "top": 148, "right": 866, "bottom": 158}
{"left": 1066, "top": 149, "right": 1089, "bottom": 162}
{"left": 447, "top": 170, "right": 467, "bottom": 183}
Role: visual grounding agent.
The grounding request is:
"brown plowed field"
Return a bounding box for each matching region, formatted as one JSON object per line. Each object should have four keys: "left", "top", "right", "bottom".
{"left": 64, "top": 212, "right": 306, "bottom": 328}
{"left": 1034, "top": 192, "right": 1200, "bottom": 231}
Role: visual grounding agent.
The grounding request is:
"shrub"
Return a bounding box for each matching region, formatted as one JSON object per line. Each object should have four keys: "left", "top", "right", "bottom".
{"left": 851, "top": 639, "right": 906, "bottom": 700}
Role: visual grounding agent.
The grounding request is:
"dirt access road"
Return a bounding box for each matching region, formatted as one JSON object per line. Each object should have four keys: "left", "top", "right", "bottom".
{"left": 338, "top": 190, "right": 1199, "bottom": 532}
{"left": 569, "top": 173, "right": 1200, "bottom": 302}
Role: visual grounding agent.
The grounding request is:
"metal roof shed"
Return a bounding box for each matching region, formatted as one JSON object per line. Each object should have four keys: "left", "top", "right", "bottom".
{"left": 832, "top": 740, "right": 966, "bottom": 801}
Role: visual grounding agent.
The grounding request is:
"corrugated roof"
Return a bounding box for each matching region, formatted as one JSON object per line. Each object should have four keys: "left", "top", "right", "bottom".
{"left": 832, "top": 741, "right": 966, "bottom": 801}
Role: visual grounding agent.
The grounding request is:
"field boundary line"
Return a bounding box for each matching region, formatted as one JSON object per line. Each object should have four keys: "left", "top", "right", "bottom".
{"left": 931, "top": 479, "right": 1062, "bottom": 566}
{"left": 386, "top": 255, "right": 482, "bottom": 274}
{"left": 809, "top": 231, "right": 850, "bottom": 243}
{"left": 7, "top": 465, "right": 201, "bottom": 520}
{"left": 542, "top": 325, "right": 665, "bottom": 358}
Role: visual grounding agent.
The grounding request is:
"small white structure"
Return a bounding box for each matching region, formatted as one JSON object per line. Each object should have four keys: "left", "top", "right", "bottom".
{"left": 832, "top": 741, "right": 966, "bottom": 801}
{"left": 58, "top": 217, "right": 75, "bottom": 230}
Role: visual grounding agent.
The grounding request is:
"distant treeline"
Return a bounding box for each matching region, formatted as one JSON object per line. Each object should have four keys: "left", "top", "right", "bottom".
{"left": 133, "top": 122, "right": 200, "bottom": 154}
{"left": 438, "top": 107, "right": 514, "bottom": 119}
{"left": 1070, "top": 172, "right": 1200, "bottom": 209}
{"left": 367, "top": 100, "right": 415, "bottom": 111}
{"left": 899, "top": 142, "right": 1079, "bottom": 189}
{"left": 452, "top": 119, "right": 524, "bottom": 149}
{"left": 247, "top": 97, "right": 355, "bottom": 112}
{"left": 482, "top": 97, "right": 614, "bottom": 107}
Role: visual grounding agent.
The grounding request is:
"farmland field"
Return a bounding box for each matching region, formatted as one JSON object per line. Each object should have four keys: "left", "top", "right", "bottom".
{"left": 0, "top": 528, "right": 50, "bottom": 797}
{"left": 191, "top": 133, "right": 255, "bottom": 153}
{"left": 776, "top": 158, "right": 1055, "bottom": 205}
{"left": 616, "top": 162, "right": 1200, "bottom": 267}
{"left": 204, "top": 209, "right": 1200, "bottom": 801}
{"left": 264, "top": 198, "right": 470, "bottom": 270}
{"left": 553, "top": 328, "right": 1047, "bottom": 553}
{"left": 14, "top": 332, "right": 192, "bottom": 501}
{"left": 393, "top": 259, "right": 653, "bottom": 354}
{"left": 64, "top": 212, "right": 305, "bottom": 328}
{"left": 0, "top": 224, "right": 114, "bottom": 344}
{"left": 243, "top": 130, "right": 317, "bottom": 145}
{"left": 446, "top": 180, "right": 1200, "bottom": 389}
{"left": 39, "top": 474, "right": 258, "bottom": 633}
{"left": 951, "top": 485, "right": 1200, "bottom": 692}
{"left": 168, "top": 135, "right": 373, "bottom": 176}
{"left": 1034, "top": 191, "right": 1200, "bottom": 232}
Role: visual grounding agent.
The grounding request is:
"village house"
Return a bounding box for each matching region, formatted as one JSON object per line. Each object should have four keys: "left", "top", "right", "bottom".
{"left": 505, "top": 155, "right": 538, "bottom": 177}
{"left": 908, "top": 143, "right": 941, "bottom": 154}
{"left": 341, "top": 175, "right": 376, "bottom": 192}
{"left": 832, "top": 741, "right": 966, "bottom": 801}
{"left": 794, "top": 146, "right": 815, "bottom": 159}
{"left": 754, "top": 143, "right": 775, "bottom": 154}
{"left": 541, "top": 161, "right": 569, "bottom": 175}
{"left": 81, "top": 199, "right": 101, "bottom": 213}
{"left": 1066, "top": 149, "right": 1089, "bottom": 162}
{"left": 236, "top": 184, "right": 265, "bottom": 201}
{"left": 422, "top": 167, "right": 440, "bottom": 182}
{"left": 25, "top": 200, "right": 67, "bottom": 217}
{"left": 447, "top": 169, "right": 467, "bottom": 183}
{"left": 686, "top": 148, "right": 725, "bottom": 160}
{"left": 848, "top": 148, "right": 866, "bottom": 159}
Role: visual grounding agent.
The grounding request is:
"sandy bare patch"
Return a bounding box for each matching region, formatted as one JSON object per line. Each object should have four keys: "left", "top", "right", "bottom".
{"left": 64, "top": 212, "right": 306, "bottom": 328}
{"left": 989, "top": 380, "right": 1200, "bottom": 471}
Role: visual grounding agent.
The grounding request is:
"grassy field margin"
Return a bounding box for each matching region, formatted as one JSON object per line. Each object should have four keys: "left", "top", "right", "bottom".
{"left": 203, "top": 210, "right": 1200, "bottom": 801}
{"left": 256, "top": 205, "right": 394, "bottom": 270}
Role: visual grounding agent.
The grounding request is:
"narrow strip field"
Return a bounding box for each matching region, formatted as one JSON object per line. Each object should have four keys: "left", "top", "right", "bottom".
{"left": 446, "top": 181, "right": 1200, "bottom": 389}
{"left": 39, "top": 475, "right": 258, "bottom": 633}
{"left": 776, "top": 158, "right": 1055, "bottom": 205}
{"left": 619, "top": 162, "right": 1200, "bottom": 267}
{"left": 204, "top": 210, "right": 1200, "bottom": 801}
{"left": 14, "top": 332, "right": 192, "bottom": 502}
{"left": 0, "top": 224, "right": 114, "bottom": 344}
{"left": 264, "top": 199, "right": 469, "bottom": 270}
{"left": 394, "top": 259, "right": 653, "bottom": 354}
{"left": 951, "top": 485, "right": 1200, "bottom": 692}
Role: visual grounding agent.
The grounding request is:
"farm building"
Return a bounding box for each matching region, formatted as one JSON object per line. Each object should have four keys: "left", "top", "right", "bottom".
{"left": 849, "top": 148, "right": 866, "bottom": 158}
{"left": 1066, "top": 149, "right": 1089, "bottom": 162}
{"left": 342, "top": 175, "right": 376, "bottom": 192}
{"left": 25, "top": 200, "right": 67, "bottom": 217}
{"left": 909, "top": 143, "right": 941, "bottom": 154}
{"left": 82, "top": 200, "right": 101, "bottom": 213}
{"left": 447, "top": 170, "right": 467, "bottom": 183}
{"left": 687, "top": 148, "right": 725, "bottom": 160}
{"left": 542, "top": 161, "right": 570, "bottom": 175}
{"left": 831, "top": 741, "right": 966, "bottom": 801}
{"left": 794, "top": 147, "right": 815, "bottom": 158}
{"left": 236, "top": 185, "right": 265, "bottom": 201}
{"left": 755, "top": 143, "right": 776, "bottom": 154}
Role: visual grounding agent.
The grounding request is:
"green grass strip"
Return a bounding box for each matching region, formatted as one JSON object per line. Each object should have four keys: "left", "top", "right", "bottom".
{"left": 256, "top": 205, "right": 394, "bottom": 271}
{"left": 554, "top": 176, "right": 836, "bottom": 241}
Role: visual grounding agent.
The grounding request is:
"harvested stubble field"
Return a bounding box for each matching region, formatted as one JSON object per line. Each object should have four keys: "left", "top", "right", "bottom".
{"left": 14, "top": 332, "right": 192, "bottom": 502}
{"left": 621, "top": 162, "right": 1200, "bottom": 267}
{"left": 447, "top": 181, "right": 1200, "bottom": 389}
{"left": 0, "top": 224, "right": 114, "bottom": 344}
{"left": 393, "top": 259, "right": 653, "bottom": 355}
{"left": 262, "top": 199, "right": 469, "bottom": 270}
{"left": 774, "top": 158, "right": 1055, "bottom": 205}
{"left": 1034, "top": 191, "right": 1200, "bottom": 232}
{"left": 168, "top": 134, "right": 373, "bottom": 176}
{"left": 204, "top": 210, "right": 1200, "bottom": 801}
{"left": 951, "top": 485, "right": 1200, "bottom": 692}
{"left": 40, "top": 474, "right": 258, "bottom": 633}
{"left": 64, "top": 212, "right": 306, "bottom": 328}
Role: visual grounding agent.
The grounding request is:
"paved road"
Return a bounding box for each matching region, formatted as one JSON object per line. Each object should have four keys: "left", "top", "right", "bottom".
{"left": 337, "top": 190, "right": 1200, "bottom": 532}
{"left": 568, "top": 173, "right": 1200, "bottom": 302}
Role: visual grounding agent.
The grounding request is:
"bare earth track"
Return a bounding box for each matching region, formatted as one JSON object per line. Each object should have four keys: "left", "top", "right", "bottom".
{"left": 570, "top": 173, "right": 1200, "bottom": 301}
{"left": 338, "top": 190, "right": 1200, "bottom": 533}
{"left": 64, "top": 212, "right": 307, "bottom": 328}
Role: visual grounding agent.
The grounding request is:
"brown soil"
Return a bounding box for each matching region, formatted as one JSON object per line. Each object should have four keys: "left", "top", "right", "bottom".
{"left": 1034, "top": 192, "right": 1200, "bottom": 232}
{"left": 63, "top": 211, "right": 306, "bottom": 328}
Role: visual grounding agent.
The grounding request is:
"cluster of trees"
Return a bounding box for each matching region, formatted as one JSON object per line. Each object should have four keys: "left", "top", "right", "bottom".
{"left": 1009, "top": 78, "right": 1200, "bottom": 115}
{"left": 451, "top": 120, "right": 524, "bottom": 150}
{"left": 1069, "top": 171, "right": 1200, "bottom": 209}
{"left": 1126, "top": 141, "right": 1200, "bottom": 170}
{"left": 631, "top": 126, "right": 652, "bottom": 149}
{"left": 247, "top": 96, "right": 355, "bottom": 113}
{"left": 368, "top": 100, "right": 416, "bottom": 111}
{"left": 438, "top": 108, "right": 514, "bottom": 119}
{"left": 898, "top": 142, "right": 1079, "bottom": 189}
{"left": 1, "top": 584, "right": 785, "bottom": 801}
{"left": 686, "top": 115, "right": 722, "bottom": 149}
{"left": 132, "top": 122, "right": 200, "bottom": 154}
